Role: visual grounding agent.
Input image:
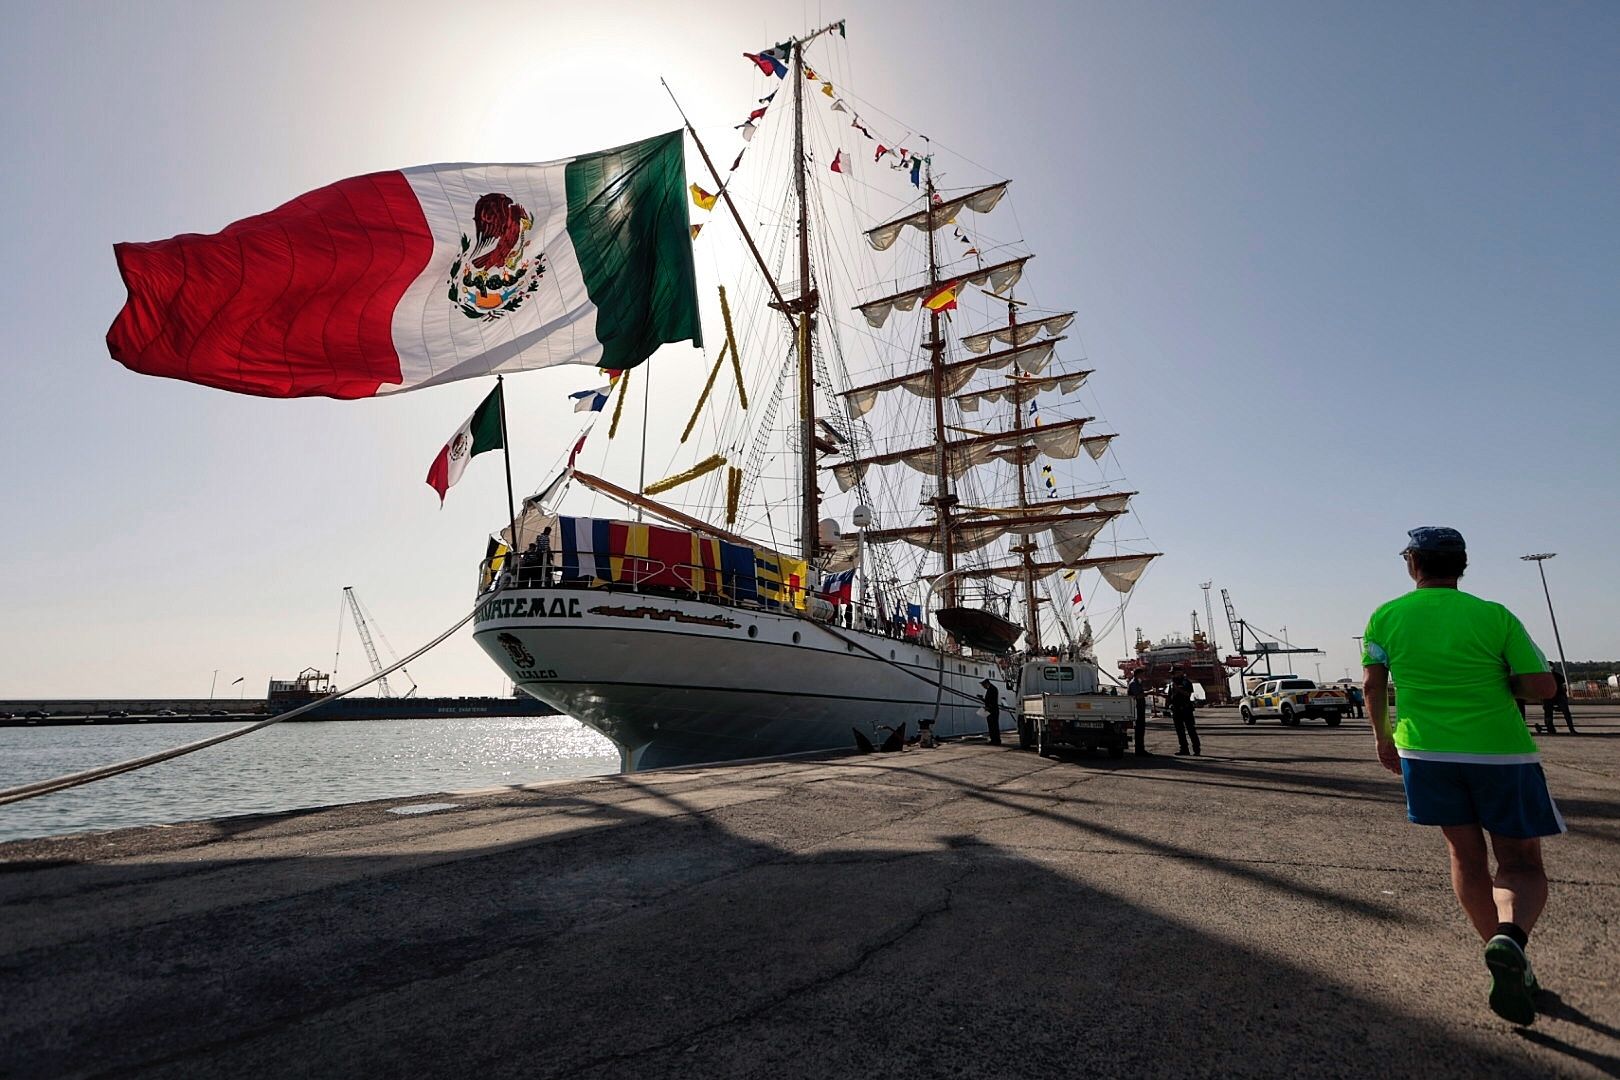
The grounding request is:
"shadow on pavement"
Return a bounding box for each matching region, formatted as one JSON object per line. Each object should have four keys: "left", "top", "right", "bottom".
{"left": 2, "top": 759, "right": 1612, "bottom": 1079}
{"left": 0, "top": 773, "right": 1568, "bottom": 1075}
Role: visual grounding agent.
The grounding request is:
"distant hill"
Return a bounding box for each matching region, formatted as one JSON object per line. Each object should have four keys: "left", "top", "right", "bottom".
{"left": 1562, "top": 661, "right": 1618, "bottom": 681}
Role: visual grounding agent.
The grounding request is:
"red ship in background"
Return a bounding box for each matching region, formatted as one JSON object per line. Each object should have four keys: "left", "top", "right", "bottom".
{"left": 1119, "top": 585, "right": 1324, "bottom": 705}
{"left": 1119, "top": 627, "right": 1245, "bottom": 704}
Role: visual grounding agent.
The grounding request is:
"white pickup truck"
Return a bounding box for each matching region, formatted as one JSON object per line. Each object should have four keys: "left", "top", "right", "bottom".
{"left": 1016, "top": 659, "right": 1136, "bottom": 758}
{"left": 1239, "top": 677, "right": 1348, "bottom": 727}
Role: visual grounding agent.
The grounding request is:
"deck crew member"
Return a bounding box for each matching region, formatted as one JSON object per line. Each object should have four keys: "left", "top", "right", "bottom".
{"left": 534, "top": 527, "right": 560, "bottom": 586}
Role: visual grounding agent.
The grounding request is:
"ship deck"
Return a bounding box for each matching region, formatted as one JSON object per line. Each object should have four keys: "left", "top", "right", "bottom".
{"left": 3, "top": 707, "right": 1617, "bottom": 1078}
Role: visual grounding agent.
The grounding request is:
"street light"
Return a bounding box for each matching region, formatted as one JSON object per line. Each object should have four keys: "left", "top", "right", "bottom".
{"left": 1521, "top": 554, "right": 1569, "bottom": 683}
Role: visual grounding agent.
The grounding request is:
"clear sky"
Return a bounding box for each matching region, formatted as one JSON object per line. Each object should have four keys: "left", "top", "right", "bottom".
{"left": 2, "top": 0, "right": 1615, "bottom": 698}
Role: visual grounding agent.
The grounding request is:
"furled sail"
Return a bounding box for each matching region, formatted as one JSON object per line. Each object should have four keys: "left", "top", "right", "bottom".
{"left": 956, "top": 552, "right": 1162, "bottom": 592}
{"left": 859, "top": 508, "right": 1122, "bottom": 555}
{"left": 955, "top": 369, "right": 1091, "bottom": 412}
{"left": 960, "top": 311, "right": 1074, "bottom": 354}
{"left": 864, "top": 182, "right": 1010, "bottom": 252}
{"left": 830, "top": 462, "right": 868, "bottom": 492}
{"left": 959, "top": 492, "right": 1136, "bottom": 516}
{"left": 841, "top": 337, "right": 1060, "bottom": 418}
{"left": 829, "top": 417, "right": 1094, "bottom": 478}
{"left": 855, "top": 256, "right": 1029, "bottom": 329}
{"left": 1050, "top": 516, "right": 1110, "bottom": 563}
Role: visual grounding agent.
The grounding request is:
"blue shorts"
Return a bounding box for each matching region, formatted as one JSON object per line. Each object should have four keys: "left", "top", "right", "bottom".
{"left": 1399, "top": 757, "right": 1566, "bottom": 838}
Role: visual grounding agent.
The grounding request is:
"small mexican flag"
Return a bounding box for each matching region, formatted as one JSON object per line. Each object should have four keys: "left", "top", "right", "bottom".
{"left": 107, "top": 131, "right": 701, "bottom": 399}
{"left": 426, "top": 384, "right": 504, "bottom": 504}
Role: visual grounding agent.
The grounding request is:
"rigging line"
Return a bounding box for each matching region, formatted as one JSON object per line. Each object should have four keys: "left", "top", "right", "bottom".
{"left": 0, "top": 584, "right": 507, "bottom": 807}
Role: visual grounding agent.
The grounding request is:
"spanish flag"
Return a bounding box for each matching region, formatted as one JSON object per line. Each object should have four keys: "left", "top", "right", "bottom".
{"left": 922, "top": 281, "right": 959, "bottom": 313}
{"left": 690, "top": 183, "right": 719, "bottom": 211}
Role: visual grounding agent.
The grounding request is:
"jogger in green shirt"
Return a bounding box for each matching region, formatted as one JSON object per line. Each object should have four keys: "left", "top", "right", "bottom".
{"left": 1363, "top": 527, "right": 1561, "bottom": 1026}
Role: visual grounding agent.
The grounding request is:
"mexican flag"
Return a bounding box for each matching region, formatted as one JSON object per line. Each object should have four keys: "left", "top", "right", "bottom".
{"left": 107, "top": 131, "right": 701, "bottom": 399}
{"left": 426, "top": 383, "right": 504, "bottom": 504}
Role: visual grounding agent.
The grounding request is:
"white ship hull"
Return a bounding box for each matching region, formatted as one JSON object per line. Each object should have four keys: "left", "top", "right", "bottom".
{"left": 472, "top": 588, "right": 1006, "bottom": 771}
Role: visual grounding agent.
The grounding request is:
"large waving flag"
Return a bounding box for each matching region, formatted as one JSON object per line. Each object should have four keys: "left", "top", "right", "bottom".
{"left": 107, "top": 131, "right": 702, "bottom": 399}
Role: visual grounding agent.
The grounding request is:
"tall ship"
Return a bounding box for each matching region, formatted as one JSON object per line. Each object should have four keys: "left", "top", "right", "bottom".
{"left": 472, "top": 21, "right": 1160, "bottom": 771}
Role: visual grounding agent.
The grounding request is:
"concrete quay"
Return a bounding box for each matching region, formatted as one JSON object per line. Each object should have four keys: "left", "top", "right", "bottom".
{"left": 2, "top": 710, "right": 1617, "bottom": 1079}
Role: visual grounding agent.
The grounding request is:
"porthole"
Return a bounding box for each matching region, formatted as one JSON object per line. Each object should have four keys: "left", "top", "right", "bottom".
{"left": 915, "top": 654, "right": 920, "bottom": 664}
{"left": 747, "top": 625, "right": 758, "bottom": 638}
{"left": 792, "top": 631, "right": 801, "bottom": 644}
{"left": 846, "top": 642, "right": 855, "bottom": 653}
{"left": 890, "top": 649, "right": 896, "bottom": 660}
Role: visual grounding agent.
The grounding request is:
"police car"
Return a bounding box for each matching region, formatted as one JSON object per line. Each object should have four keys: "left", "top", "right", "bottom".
{"left": 1240, "top": 678, "right": 1347, "bottom": 727}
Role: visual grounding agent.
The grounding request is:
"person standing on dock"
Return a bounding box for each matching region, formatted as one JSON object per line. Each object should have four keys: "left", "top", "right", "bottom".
{"left": 1541, "top": 667, "right": 1577, "bottom": 735}
{"left": 1362, "top": 526, "right": 1562, "bottom": 1026}
{"left": 979, "top": 678, "right": 1003, "bottom": 745}
{"left": 1169, "top": 667, "right": 1200, "bottom": 756}
{"left": 1127, "top": 673, "right": 1149, "bottom": 755}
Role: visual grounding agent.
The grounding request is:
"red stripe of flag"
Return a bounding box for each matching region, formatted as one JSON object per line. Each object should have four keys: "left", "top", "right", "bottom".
{"left": 106, "top": 171, "right": 434, "bottom": 399}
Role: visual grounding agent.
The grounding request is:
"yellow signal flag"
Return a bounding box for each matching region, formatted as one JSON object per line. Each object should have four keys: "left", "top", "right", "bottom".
{"left": 690, "top": 223, "right": 703, "bottom": 240}
{"left": 822, "top": 83, "right": 835, "bottom": 98}
{"left": 690, "top": 183, "right": 718, "bottom": 211}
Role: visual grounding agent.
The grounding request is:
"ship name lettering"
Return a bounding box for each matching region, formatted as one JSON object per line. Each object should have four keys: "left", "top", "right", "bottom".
{"left": 480, "top": 596, "right": 582, "bottom": 621}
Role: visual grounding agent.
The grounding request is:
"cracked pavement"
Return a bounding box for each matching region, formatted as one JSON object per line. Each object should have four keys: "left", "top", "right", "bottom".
{"left": 1, "top": 707, "right": 1616, "bottom": 1078}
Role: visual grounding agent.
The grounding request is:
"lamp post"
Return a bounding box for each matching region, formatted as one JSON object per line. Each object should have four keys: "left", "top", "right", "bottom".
{"left": 1521, "top": 554, "right": 1569, "bottom": 683}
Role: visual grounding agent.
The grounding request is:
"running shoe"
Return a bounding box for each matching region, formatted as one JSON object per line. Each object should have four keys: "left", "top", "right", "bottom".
{"left": 1484, "top": 935, "right": 1538, "bottom": 1025}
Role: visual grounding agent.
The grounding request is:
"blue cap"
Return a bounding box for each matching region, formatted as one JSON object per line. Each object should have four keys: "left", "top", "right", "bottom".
{"left": 1403, "top": 526, "right": 1466, "bottom": 554}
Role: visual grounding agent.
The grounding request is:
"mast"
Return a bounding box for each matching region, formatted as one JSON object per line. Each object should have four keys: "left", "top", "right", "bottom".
{"left": 923, "top": 152, "right": 957, "bottom": 609}
{"left": 791, "top": 38, "right": 820, "bottom": 564}
{"left": 1005, "top": 296, "right": 1042, "bottom": 650}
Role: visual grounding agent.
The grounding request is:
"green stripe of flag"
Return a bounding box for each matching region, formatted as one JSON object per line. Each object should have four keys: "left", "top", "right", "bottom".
{"left": 565, "top": 130, "right": 703, "bottom": 371}
{"left": 468, "top": 383, "right": 504, "bottom": 455}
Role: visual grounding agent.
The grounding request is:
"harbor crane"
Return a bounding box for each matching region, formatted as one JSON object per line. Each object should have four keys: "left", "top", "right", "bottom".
{"left": 1221, "top": 587, "right": 1322, "bottom": 684}
{"left": 341, "top": 587, "right": 417, "bottom": 698}
{"left": 1200, "top": 581, "right": 1220, "bottom": 653}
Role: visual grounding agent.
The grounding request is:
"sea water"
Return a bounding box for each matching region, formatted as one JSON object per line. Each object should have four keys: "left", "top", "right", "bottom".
{"left": 0, "top": 716, "right": 618, "bottom": 843}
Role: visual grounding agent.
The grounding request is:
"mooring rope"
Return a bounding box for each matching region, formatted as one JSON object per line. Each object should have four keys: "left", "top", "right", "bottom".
{"left": 0, "top": 588, "right": 500, "bottom": 808}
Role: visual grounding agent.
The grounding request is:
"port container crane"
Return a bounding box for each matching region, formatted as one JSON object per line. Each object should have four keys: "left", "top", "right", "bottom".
{"left": 342, "top": 587, "right": 417, "bottom": 698}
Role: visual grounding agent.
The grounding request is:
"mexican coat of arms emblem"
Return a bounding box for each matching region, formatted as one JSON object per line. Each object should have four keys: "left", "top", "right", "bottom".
{"left": 447, "top": 193, "right": 547, "bottom": 321}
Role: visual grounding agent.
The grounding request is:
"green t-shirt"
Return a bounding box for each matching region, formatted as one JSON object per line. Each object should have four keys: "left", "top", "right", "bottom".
{"left": 1362, "top": 588, "right": 1547, "bottom": 757}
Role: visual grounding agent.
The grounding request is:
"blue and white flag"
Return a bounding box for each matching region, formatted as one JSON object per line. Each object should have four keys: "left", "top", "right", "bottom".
{"left": 570, "top": 385, "right": 611, "bottom": 413}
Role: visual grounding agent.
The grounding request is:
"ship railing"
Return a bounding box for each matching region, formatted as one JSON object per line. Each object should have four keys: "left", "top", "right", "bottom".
{"left": 475, "top": 551, "right": 927, "bottom": 643}
{"left": 476, "top": 551, "right": 807, "bottom": 612}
